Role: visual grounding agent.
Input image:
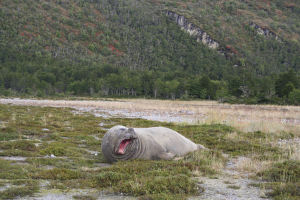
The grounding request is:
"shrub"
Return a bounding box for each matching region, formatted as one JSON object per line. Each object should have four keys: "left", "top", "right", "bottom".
{"left": 259, "top": 160, "right": 300, "bottom": 183}
{"left": 289, "top": 89, "right": 300, "bottom": 105}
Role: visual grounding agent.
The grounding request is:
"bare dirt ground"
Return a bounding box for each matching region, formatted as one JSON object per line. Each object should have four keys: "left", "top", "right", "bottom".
{"left": 194, "top": 156, "right": 270, "bottom": 200}
{"left": 1, "top": 98, "right": 299, "bottom": 134}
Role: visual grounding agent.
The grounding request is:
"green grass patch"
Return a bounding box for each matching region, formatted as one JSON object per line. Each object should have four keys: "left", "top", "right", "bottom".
{"left": 95, "top": 160, "right": 200, "bottom": 199}
{"left": 0, "top": 180, "right": 39, "bottom": 200}
{"left": 94, "top": 150, "right": 224, "bottom": 199}
{"left": 39, "top": 142, "right": 86, "bottom": 157}
{"left": 0, "top": 149, "right": 39, "bottom": 157}
{"left": 258, "top": 160, "right": 300, "bottom": 199}
{"left": 260, "top": 160, "right": 300, "bottom": 183}
{"left": 227, "top": 185, "right": 240, "bottom": 190}
{"left": 33, "top": 168, "right": 82, "bottom": 180}
{"left": 268, "top": 182, "right": 300, "bottom": 200}
{"left": 0, "top": 140, "right": 38, "bottom": 151}
{"left": 0, "top": 131, "right": 20, "bottom": 141}
{"left": 73, "top": 195, "right": 96, "bottom": 200}
{"left": 0, "top": 159, "right": 29, "bottom": 179}
{"left": 183, "top": 150, "right": 226, "bottom": 175}
{"left": 169, "top": 124, "right": 283, "bottom": 158}
{"left": 27, "top": 157, "right": 74, "bottom": 169}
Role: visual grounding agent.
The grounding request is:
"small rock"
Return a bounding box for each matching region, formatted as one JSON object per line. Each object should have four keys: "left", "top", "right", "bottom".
{"left": 50, "top": 154, "right": 56, "bottom": 158}
{"left": 34, "top": 143, "right": 42, "bottom": 147}
{"left": 99, "top": 122, "right": 104, "bottom": 127}
{"left": 42, "top": 128, "right": 50, "bottom": 131}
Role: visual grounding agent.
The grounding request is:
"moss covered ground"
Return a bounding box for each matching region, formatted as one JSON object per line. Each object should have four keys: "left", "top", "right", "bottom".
{"left": 0, "top": 104, "right": 297, "bottom": 199}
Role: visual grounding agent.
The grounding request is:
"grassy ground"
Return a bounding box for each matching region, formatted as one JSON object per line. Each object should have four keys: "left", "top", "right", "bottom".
{"left": 0, "top": 104, "right": 298, "bottom": 199}
{"left": 1, "top": 98, "right": 299, "bottom": 134}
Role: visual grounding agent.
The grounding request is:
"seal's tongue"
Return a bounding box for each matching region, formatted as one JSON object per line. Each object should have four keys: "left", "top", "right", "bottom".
{"left": 118, "top": 139, "right": 131, "bottom": 154}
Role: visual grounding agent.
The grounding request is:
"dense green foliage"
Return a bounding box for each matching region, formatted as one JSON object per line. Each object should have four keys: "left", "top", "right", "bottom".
{"left": 0, "top": 0, "right": 299, "bottom": 104}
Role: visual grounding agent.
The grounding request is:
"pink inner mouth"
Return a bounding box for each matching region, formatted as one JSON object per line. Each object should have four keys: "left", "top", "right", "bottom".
{"left": 118, "top": 139, "right": 131, "bottom": 154}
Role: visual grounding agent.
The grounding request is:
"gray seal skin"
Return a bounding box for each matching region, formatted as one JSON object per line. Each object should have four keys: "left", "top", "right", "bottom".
{"left": 101, "top": 125, "right": 206, "bottom": 163}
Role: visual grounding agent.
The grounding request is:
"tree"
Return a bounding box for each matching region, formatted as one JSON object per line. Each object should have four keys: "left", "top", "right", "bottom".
{"left": 69, "top": 80, "right": 89, "bottom": 95}
{"left": 275, "top": 70, "right": 298, "bottom": 97}
{"left": 153, "top": 78, "right": 164, "bottom": 98}
{"left": 289, "top": 89, "right": 300, "bottom": 105}
{"left": 165, "top": 80, "right": 179, "bottom": 100}
{"left": 257, "top": 76, "right": 275, "bottom": 102}
{"left": 228, "top": 77, "right": 243, "bottom": 97}
{"left": 188, "top": 76, "right": 217, "bottom": 99}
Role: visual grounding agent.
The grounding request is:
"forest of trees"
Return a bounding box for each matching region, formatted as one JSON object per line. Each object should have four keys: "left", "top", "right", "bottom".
{"left": 1, "top": 44, "right": 299, "bottom": 104}
{"left": 0, "top": 0, "right": 299, "bottom": 105}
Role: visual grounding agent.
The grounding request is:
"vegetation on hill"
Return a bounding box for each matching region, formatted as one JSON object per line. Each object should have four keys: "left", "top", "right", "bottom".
{"left": 0, "top": 0, "right": 299, "bottom": 104}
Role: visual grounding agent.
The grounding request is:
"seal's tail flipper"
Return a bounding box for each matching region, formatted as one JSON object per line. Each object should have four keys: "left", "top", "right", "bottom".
{"left": 197, "top": 144, "right": 208, "bottom": 150}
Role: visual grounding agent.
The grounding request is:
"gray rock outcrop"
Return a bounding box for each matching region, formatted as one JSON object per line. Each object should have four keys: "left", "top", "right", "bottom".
{"left": 250, "top": 22, "right": 281, "bottom": 41}
{"left": 166, "top": 11, "right": 219, "bottom": 49}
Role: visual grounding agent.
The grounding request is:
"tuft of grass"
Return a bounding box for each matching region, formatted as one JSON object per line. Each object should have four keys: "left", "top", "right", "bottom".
{"left": 33, "top": 168, "right": 82, "bottom": 180}
{"left": 0, "top": 182, "right": 5, "bottom": 187}
{"left": 259, "top": 160, "right": 300, "bottom": 183}
{"left": 0, "top": 131, "right": 20, "bottom": 141}
{"left": 268, "top": 183, "right": 300, "bottom": 200}
{"left": 73, "top": 195, "right": 97, "bottom": 200}
{"left": 119, "top": 175, "right": 198, "bottom": 196}
{"left": 39, "top": 142, "right": 86, "bottom": 157}
{"left": 0, "top": 180, "right": 39, "bottom": 199}
{"left": 46, "top": 178, "right": 96, "bottom": 190}
{"left": 0, "top": 140, "right": 38, "bottom": 151}
{"left": 223, "top": 180, "right": 233, "bottom": 184}
{"left": 0, "top": 149, "right": 39, "bottom": 157}
{"left": 40, "top": 145, "right": 66, "bottom": 156}
{"left": 0, "top": 159, "right": 30, "bottom": 179}
{"left": 258, "top": 160, "right": 300, "bottom": 199}
{"left": 138, "top": 193, "right": 188, "bottom": 200}
{"left": 26, "top": 157, "right": 72, "bottom": 169}
{"left": 227, "top": 185, "right": 241, "bottom": 190}
{"left": 183, "top": 150, "right": 226, "bottom": 175}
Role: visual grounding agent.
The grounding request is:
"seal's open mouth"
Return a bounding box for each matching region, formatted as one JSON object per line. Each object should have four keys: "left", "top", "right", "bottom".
{"left": 118, "top": 139, "right": 131, "bottom": 154}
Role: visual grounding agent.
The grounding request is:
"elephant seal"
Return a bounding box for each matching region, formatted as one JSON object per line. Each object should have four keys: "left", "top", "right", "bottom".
{"left": 101, "top": 125, "right": 206, "bottom": 163}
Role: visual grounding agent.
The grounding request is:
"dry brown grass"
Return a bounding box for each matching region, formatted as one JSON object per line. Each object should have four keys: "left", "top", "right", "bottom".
{"left": 236, "top": 157, "right": 272, "bottom": 174}
{"left": 0, "top": 98, "right": 299, "bottom": 135}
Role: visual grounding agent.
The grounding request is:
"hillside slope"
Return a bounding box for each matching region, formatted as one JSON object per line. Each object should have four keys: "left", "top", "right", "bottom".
{"left": 0, "top": 0, "right": 299, "bottom": 103}
{"left": 162, "top": 0, "right": 300, "bottom": 73}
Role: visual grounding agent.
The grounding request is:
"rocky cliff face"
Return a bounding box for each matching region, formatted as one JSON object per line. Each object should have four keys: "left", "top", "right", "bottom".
{"left": 250, "top": 22, "right": 281, "bottom": 41}
{"left": 166, "top": 11, "right": 219, "bottom": 49}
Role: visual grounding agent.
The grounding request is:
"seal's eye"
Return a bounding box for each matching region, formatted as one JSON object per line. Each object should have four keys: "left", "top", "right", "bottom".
{"left": 117, "top": 139, "right": 131, "bottom": 154}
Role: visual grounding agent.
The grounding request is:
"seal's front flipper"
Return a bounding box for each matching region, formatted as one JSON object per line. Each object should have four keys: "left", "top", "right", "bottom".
{"left": 173, "top": 156, "right": 184, "bottom": 161}
{"left": 158, "top": 152, "right": 176, "bottom": 160}
{"left": 197, "top": 144, "right": 208, "bottom": 150}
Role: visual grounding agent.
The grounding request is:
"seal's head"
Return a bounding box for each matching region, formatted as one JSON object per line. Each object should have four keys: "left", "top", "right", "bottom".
{"left": 101, "top": 125, "right": 138, "bottom": 163}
